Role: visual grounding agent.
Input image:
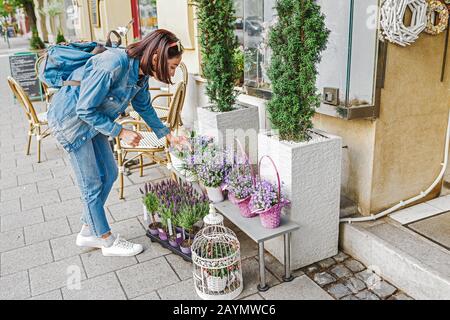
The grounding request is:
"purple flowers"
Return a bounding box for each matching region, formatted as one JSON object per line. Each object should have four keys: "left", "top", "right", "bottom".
{"left": 196, "top": 148, "right": 232, "bottom": 188}
{"left": 249, "top": 180, "right": 289, "bottom": 212}
{"left": 224, "top": 163, "right": 254, "bottom": 200}
{"left": 169, "top": 130, "right": 215, "bottom": 163}
{"left": 141, "top": 180, "right": 209, "bottom": 231}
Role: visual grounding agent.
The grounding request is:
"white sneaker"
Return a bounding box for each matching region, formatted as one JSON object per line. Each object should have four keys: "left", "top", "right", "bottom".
{"left": 101, "top": 234, "right": 144, "bottom": 257}
{"left": 76, "top": 233, "right": 104, "bottom": 249}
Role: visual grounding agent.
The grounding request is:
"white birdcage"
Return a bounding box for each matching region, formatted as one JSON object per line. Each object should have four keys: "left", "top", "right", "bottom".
{"left": 203, "top": 204, "right": 224, "bottom": 227}
{"left": 191, "top": 224, "right": 243, "bottom": 300}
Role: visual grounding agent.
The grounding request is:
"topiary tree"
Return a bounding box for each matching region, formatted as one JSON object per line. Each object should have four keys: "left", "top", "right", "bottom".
{"left": 193, "top": 0, "right": 238, "bottom": 112}
{"left": 30, "top": 26, "right": 45, "bottom": 49}
{"left": 56, "top": 29, "right": 66, "bottom": 43}
{"left": 267, "top": 0, "right": 329, "bottom": 142}
{"left": 1, "top": 0, "right": 46, "bottom": 49}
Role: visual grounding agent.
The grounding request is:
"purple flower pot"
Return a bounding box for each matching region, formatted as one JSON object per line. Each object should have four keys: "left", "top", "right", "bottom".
{"left": 158, "top": 228, "right": 168, "bottom": 241}
{"left": 176, "top": 233, "right": 183, "bottom": 245}
{"left": 148, "top": 227, "right": 159, "bottom": 236}
{"left": 180, "top": 245, "right": 191, "bottom": 255}
{"left": 148, "top": 222, "right": 161, "bottom": 236}
{"left": 169, "top": 238, "right": 179, "bottom": 248}
{"left": 180, "top": 240, "right": 192, "bottom": 255}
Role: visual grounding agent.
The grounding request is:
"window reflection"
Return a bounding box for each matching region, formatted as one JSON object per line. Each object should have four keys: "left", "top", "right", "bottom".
{"left": 242, "top": 0, "right": 277, "bottom": 96}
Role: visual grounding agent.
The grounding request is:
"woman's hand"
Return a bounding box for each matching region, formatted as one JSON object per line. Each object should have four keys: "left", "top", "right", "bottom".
{"left": 166, "top": 133, "right": 188, "bottom": 146}
{"left": 119, "top": 129, "right": 142, "bottom": 147}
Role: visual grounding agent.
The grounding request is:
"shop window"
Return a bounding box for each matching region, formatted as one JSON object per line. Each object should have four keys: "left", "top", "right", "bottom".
{"left": 234, "top": 0, "right": 244, "bottom": 46}
{"left": 239, "top": 0, "right": 381, "bottom": 119}
{"left": 242, "top": 0, "right": 276, "bottom": 98}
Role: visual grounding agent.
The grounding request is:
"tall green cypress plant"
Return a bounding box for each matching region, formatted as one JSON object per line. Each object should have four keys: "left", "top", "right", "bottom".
{"left": 268, "top": 0, "right": 329, "bottom": 142}
{"left": 193, "top": 0, "right": 238, "bottom": 112}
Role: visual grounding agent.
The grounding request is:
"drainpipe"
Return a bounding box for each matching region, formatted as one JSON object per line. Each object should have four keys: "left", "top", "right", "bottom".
{"left": 340, "top": 110, "right": 450, "bottom": 223}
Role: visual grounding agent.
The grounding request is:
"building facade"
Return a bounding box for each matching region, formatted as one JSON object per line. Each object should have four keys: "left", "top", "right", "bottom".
{"left": 66, "top": 0, "right": 450, "bottom": 217}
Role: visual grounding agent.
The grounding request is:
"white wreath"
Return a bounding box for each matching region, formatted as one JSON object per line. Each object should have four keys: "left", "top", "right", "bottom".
{"left": 380, "top": 0, "right": 428, "bottom": 46}
{"left": 424, "top": 0, "right": 449, "bottom": 35}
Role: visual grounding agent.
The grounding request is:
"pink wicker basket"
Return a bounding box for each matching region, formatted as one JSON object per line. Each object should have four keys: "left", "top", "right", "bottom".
{"left": 236, "top": 196, "right": 256, "bottom": 218}
{"left": 252, "top": 155, "right": 290, "bottom": 229}
{"left": 226, "top": 139, "right": 257, "bottom": 218}
{"left": 228, "top": 192, "right": 240, "bottom": 205}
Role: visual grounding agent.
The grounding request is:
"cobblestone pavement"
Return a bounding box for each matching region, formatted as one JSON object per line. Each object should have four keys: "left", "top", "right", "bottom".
{"left": 0, "top": 37, "right": 412, "bottom": 300}
{"left": 302, "top": 253, "right": 413, "bottom": 300}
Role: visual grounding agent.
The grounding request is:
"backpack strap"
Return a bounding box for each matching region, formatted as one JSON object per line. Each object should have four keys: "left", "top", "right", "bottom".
{"left": 105, "top": 30, "right": 122, "bottom": 48}
{"left": 62, "top": 80, "right": 81, "bottom": 86}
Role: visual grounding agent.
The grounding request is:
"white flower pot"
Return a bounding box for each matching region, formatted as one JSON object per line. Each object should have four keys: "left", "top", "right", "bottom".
{"left": 197, "top": 105, "right": 260, "bottom": 165}
{"left": 185, "top": 170, "right": 198, "bottom": 182}
{"left": 258, "top": 130, "right": 342, "bottom": 269}
{"left": 205, "top": 187, "right": 224, "bottom": 203}
{"left": 169, "top": 153, "right": 185, "bottom": 172}
{"left": 206, "top": 275, "right": 228, "bottom": 292}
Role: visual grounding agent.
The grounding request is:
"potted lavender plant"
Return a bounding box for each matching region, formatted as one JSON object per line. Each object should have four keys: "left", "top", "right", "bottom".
{"left": 197, "top": 150, "right": 230, "bottom": 203}
{"left": 146, "top": 179, "right": 210, "bottom": 246}
{"left": 249, "top": 179, "right": 290, "bottom": 229}
{"left": 142, "top": 192, "right": 161, "bottom": 236}
{"left": 224, "top": 162, "right": 255, "bottom": 218}
{"left": 158, "top": 206, "right": 171, "bottom": 242}
{"left": 168, "top": 130, "right": 195, "bottom": 175}
{"left": 177, "top": 202, "right": 209, "bottom": 255}
{"left": 181, "top": 132, "right": 217, "bottom": 182}
{"left": 160, "top": 205, "right": 179, "bottom": 247}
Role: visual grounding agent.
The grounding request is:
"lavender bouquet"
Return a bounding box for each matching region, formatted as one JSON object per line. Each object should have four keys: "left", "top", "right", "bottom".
{"left": 224, "top": 163, "right": 254, "bottom": 200}
{"left": 249, "top": 180, "right": 289, "bottom": 213}
{"left": 182, "top": 133, "right": 217, "bottom": 178}
{"left": 197, "top": 149, "right": 231, "bottom": 188}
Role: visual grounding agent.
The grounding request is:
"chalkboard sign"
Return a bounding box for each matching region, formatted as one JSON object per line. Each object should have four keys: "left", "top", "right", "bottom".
{"left": 9, "top": 52, "right": 43, "bottom": 101}
{"left": 89, "top": 0, "right": 100, "bottom": 27}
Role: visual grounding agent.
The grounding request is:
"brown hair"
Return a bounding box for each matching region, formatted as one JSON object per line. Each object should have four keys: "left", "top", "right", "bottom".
{"left": 126, "top": 29, "right": 183, "bottom": 84}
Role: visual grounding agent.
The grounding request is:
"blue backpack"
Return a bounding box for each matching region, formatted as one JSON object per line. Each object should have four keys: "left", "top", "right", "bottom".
{"left": 38, "top": 31, "right": 122, "bottom": 88}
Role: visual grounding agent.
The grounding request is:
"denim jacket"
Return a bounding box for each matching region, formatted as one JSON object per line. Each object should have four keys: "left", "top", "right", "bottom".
{"left": 47, "top": 48, "right": 170, "bottom": 153}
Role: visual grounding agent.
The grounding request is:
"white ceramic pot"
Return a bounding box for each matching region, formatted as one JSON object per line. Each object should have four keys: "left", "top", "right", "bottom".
{"left": 169, "top": 153, "right": 185, "bottom": 172}
{"left": 206, "top": 275, "right": 228, "bottom": 292}
{"left": 205, "top": 187, "right": 224, "bottom": 203}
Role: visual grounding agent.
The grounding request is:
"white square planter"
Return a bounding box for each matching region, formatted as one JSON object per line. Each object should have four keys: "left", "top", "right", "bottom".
{"left": 258, "top": 130, "right": 342, "bottom": 269}
{"left": 197, "top": 105, "right": 260, "bottom": 164}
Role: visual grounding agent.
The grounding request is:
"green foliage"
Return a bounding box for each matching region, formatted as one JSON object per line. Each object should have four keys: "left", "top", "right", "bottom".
{"left": 143, "top": 192, "right": 159, "bottom": 224}
{"left": 56, "top": 30, "right": 66, "bottom": 44}
{"left": 30, "top": 26, "right": 45, "bottom": 50}
{"left": 1, "top": 0, "right": 34, "bottom": 8}
{"left": 192, "top": 0, "right": 238, "bottom": 112}
{"left": 175, "top": 202, "right": 209, "bottom": 244}
{"left": 199, "top": 241, "right": 239, "bottom": 278}
{"left": 233, "top": 47, "right": 244, "bottom": 86}
{"left": 38, "top": 0, "right": 63, "bottom": 17}
{"left": 0, "top": 0, "right": 31, "bottom": 17}
{"left": 159, "top": 206, "right": 174, "bottom": 232}
{"left": 267, "top": 0, "right": 329, "bottom": 142}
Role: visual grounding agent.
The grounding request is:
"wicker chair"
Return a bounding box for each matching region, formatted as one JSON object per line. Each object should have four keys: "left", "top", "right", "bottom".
{"left": 129, "top": 62, "right": 188, "bottom": 123}
{"left": 115, "top": 81, "right": 186, "bottom": 199}
{"left": 34, "top": 55, "right": 58, "bottom": 111}
{"left": 7, "top": 76, "right": 51, "bottom": 163}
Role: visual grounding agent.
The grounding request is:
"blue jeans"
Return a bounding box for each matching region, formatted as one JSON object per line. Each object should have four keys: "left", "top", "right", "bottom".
{"left": 68, "top": 134, "right": 117, "bottom": 237}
